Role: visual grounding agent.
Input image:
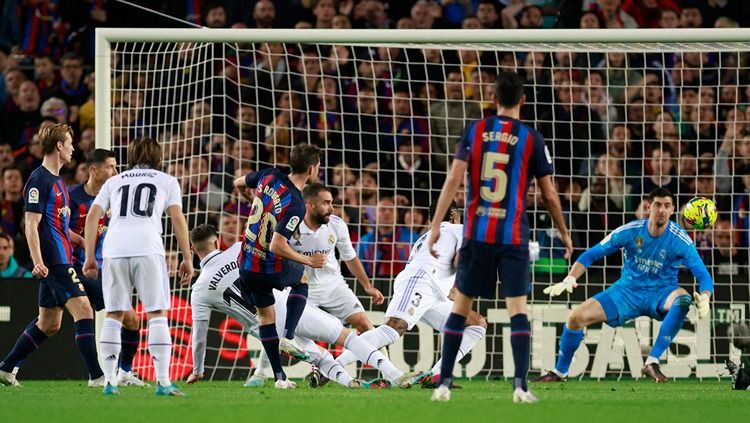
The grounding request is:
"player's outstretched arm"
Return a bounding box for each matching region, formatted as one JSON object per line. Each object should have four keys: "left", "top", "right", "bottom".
{"left": 429, "top": 159, "right": 467, "bottom": 257}
{"left": 83, "top": 204, "right": 105, "bottom": 279}
{"left": 187, "top": 319, "right": 209, "bottom": 384}
{"left": 24, "top": 212, "right": 47, "bottom": 278}
{"left": 345, "top": 257, "right": 384, "bottom": 305}
{"left": 537, "top": 175, "right": 573, "bottom": 259}
{"left": 168, "top": 205, "right": 194, "bottom": 286}
{"left": 683, "top": 245, "right": 714, "bottom": 319}
{"left": 544, "top": 261, "right": 586, "bottom": 297}
{"left": 269, "top": 232, "right": 326, "bottom": 268}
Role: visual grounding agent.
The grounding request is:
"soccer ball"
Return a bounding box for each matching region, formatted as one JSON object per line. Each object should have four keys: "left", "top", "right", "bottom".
{"left": 682, "top": 197, "right": 718, "bottom": 230}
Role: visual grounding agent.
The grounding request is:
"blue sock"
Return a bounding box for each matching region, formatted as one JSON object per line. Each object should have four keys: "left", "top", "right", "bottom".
{"left": 510, "top": 314, "right": 531, "bottom": 391}
{"left": 0, "top": 319, "right": 47, "bottom": 372}
{"left": 74, "top": 319, "right": 104, "bottom": 379}
{"left": 556, "top": 325, "right": 584, "bottom": 375}
{"left": 259, "top": 323, "right": 286, "bottom": 381}
{"left": 284, "top": 284, "right": 308, "bottom": 339}
{"left": 438, "top": 313, "right": 466, "bottom": 388}
{"left": 649, "top": 295, "right": 691, "bottom": 361}
{"left": 119, "top": 328, "right": 140, "bottom": 372}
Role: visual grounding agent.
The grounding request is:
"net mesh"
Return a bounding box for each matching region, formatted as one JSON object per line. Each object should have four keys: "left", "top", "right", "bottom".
{"left": 105, "top": 38, "right": 750, "bottom": 381}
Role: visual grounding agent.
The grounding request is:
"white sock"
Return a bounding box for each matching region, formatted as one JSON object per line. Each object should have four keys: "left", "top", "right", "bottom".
{"left": 147, "top": 317, "right": 172, "bottom": 387}
{"left": 343, "top": 332, "right": 401, "bottom": 382}
{"left": 336, "top": 325, "right": 400, "bottom": 366}
{"left": 100, "top": 318, "right": 123, "bottom": 386}
{"left": 431, "top": 325, "right": 486, "bottom": 375}
{"left": 645, "top": 356, "right": 660, "bottom": 365}
{"left": 254, "top": 348, "right": 273, "bottom": 378}
{"left": 318, "top": 351, "right": 354, "bottom": 387}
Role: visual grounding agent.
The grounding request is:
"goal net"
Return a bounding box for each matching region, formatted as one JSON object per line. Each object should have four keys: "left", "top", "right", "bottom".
{"left": 96, "top": 28, "right": 750, "bottom": 381}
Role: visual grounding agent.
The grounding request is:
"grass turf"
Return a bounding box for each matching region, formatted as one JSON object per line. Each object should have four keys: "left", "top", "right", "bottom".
{"left": 0, "top": 379, "right": 745, "bottom": 423}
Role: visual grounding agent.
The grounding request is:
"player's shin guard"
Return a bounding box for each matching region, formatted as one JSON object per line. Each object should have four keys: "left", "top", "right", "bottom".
{"left": 555, "top": 325, "right": 584, "bottom": 376}
{"left": 74, "top": 319, "right": 104, "bottom": 379}
{"left": 284, "top": 283, "right": 308, "bottom": 339}
{"left": 343, "top": 332, "right": 401, "bottom": 382}
{"left": 648, "top": 295, "right": 691, "bottom": 363}
{"left": 336, "top": 325, "right": 400, "bottom": 367}
{"left": 439, "top": 313, "right": 467, "bottom": 388}
{"left": 100, "top": 318, "right": 123, "bottom": 385}
{"left": 0, "top": 319, "right": 48, "bottom": 372}
{"left": 119, "top": 328, "right": 140, "bottom": 372}
{"left": 510, "top": 314, "right": 531, "bottom": 391}
{"left": 259, "top": 324, "right": 286, "bottom": 381}
{"left": 431, "top": 325, "right": 486, "bottom": 375}
{"left": 147, "top": 317, "right": 173, "bottom": 387}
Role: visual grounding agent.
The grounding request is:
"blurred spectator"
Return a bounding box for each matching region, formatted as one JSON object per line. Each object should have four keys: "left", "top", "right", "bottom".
{"left": 313, "top": 0, "right": 337, "bottom": 28}
{"left": 586, "top": 0, "right": 638, "bottom": 28}
{"left": 34, "top": 55, "right": 58, "bottom": 99}
{"left": 204, "top": 2, "right": 228, "bottom": 28}
{"left": 357, "top": 196, "right": 418, "bottom": 278}
{"left": 659, "top": 8, "right": 680, "bottom": 28}
{"left": 184, "top": 156, "right": 228, "bottom": 212}
{"left": 411, "top": 0, "right": 437, "bottom": 29}
{"left": 705, "top": 220, "right": 748, "bottom": 276}
{"left": 0, "top": 141, "right": 13, "bottom": 170}
{"left": 50, "top": 52, "right": 88, "bottom": 107}
{"left": 635, "top": 146, "right": 684, "bottom": 198}
{"left": 0, "top": 163, "right": 24, "bottom": 236}
{"left": 429, "top": 68, "right": 481, "bottom": 170}
{"left": 40, "top": 97, "right": 68, "bottom": 123}
{"left": 679, "top": 4, "right": 703, "bottom": 28}
{"left": 622, "top": 0, "right": 680, "bottom": 28}
{"left": 391, "top": 135, "right": 434, "bottom": 207}
{"left": 476, "top": 0, "right": 501, "bottom": 29}
{"left": 0, "top": 232, "right": 31, "bottom": 278}
{"left": 2, "top": 80, "right": 41, "bottom": 155}
{"left": 219, "top": 213, "right": 242, "bottom": 250}
{"left": 503, "top": 3, "right": 544, "bottom": 29}
{"left": 252, "top": 0, "right": 276, "bottom": 28}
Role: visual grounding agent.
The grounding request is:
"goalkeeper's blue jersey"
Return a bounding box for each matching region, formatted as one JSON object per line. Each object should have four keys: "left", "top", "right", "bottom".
{"left": 578, "top": 219, "right": 713, "bottom": 293}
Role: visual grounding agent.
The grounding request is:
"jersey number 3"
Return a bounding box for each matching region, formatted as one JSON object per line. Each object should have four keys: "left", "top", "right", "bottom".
{"left": 480, "top": 152, "right": 510, "bottom": 202}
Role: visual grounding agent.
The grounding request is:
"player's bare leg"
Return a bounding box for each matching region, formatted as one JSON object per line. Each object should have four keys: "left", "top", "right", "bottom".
{"left": 65, "top": 296, "right": 104, "bottom": 387}
{"left": 346, "top": 312, "right": 375, "bottom": 333}
{"left": 642, "top": 287, "right": 691, "bottom": 383}
{"left": 534, "top": 298, "right": 607, "bottom": 383}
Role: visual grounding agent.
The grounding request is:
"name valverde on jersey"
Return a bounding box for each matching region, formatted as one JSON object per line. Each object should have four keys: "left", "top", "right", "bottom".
{"left": 288, "top": 215, "right": 356, "bottom": 287}
{"left": 455, "top": 115, "right": 553, "bottom": 246}
{"left": 92, "top": 168, "right": 182, "bottom": 258}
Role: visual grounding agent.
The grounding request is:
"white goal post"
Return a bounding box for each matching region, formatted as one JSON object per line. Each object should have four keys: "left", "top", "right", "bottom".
{"left": 95, "top": 28, "right": 750, "bottom": 382}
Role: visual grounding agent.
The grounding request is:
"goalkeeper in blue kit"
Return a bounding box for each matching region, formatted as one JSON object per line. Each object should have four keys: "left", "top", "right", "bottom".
{"left": 536, "top": 188, "right": 713, "bottom": 383}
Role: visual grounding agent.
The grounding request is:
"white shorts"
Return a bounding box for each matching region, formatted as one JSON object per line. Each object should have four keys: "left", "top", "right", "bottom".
{"left": 103, "top": 255, "right": 170, "bottom": 312}
{"left": 308, "top": 282, "right": 365, "bottom": 323}
{"left": 385, "top": 269, "right": 453, "bottom": 330}
{"left": 295, "top": 305, "right": 344, "bottom": 344}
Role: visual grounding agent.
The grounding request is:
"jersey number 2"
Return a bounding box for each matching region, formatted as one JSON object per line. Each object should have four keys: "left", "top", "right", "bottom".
{"left": 480, "top": 152, "right": 510, "bottom": 202}
{"left": 118, "top": 183, "right": 157, "bottom": 217}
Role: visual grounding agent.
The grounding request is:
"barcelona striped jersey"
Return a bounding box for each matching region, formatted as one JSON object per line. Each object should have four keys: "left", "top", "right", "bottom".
{"left": 455, "top": 115, "right": 554, "bottom": 245}
{"left": 68, "top": 184, "right": 108, "bottom": 268}
{"left": 239, "top": 168, "right": 305, "bottom": 273}
{"left": 23, "top": 166, "right": 73, "bottom": 265}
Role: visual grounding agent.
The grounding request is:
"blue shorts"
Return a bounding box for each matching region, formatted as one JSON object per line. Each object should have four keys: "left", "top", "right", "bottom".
{"left": 38, "top": 265, "right": 87, "bottom": 308}
{"left": 592, "top": 282, "right": 678, "bottom": 327}
{"left": 238, "top": 261, "right": 304, "bottom": 308}
{"left": 74, "top": 263, "right": 104, "bottom": 311}
{"left": 455, "top": 239, "right": 530, "bottom": 299}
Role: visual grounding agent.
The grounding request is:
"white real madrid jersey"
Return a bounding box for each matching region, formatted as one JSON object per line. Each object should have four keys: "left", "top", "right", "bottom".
{"left": 289, "top": 215, "right": 357, "bottom": 286}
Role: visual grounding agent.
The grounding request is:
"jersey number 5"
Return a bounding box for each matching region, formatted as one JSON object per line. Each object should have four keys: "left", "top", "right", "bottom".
{"left": 244, "top": 196, "right": 278, "bottom": 249}
{"left": 480, "top": 152, "right": 510, "bottom": 202}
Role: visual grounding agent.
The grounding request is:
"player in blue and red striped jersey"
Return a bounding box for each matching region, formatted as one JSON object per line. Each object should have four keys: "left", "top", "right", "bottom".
{"left": 232, "top": 143, "right": 327, "bottom": 389}
{"left": 68, "top": 149, "right": 147, "bottom": 387}
{"left": 428, "top": 71, "right": 574, "bottom": 403}
{"left": 0, "top": 124, "right": 104, "bottom": 387}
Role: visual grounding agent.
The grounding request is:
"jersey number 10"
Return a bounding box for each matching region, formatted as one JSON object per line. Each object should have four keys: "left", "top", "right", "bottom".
{"left": 117, "top": 183, "right": 157, "bottom": 217}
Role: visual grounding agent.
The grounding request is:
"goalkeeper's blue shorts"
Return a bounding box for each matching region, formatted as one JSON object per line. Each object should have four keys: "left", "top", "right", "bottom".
{"left": 592, "top": 281, "right": 679, "bottom": 327}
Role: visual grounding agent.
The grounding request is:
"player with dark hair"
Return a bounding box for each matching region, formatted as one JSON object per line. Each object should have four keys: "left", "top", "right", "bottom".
{"left": 0, "top": 124, "right": 105, "bottom": 387}
{"left": 68, "top": 149, "right": 147, "bottom": 386}
{"left": 428, "top": 71, "right": 573, "bottom": 403}
{"left": 535, "top": 187, "right": 713, "bottom": 383}
{"left": 232, "top": 143, "right": 327, "bottom": 389}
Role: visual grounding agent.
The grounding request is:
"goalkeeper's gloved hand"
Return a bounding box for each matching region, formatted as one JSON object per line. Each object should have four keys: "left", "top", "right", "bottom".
{"left": 693, "top": 292, "right": 711, "bottom": 319}
{"left": 543, "top": 276, "right": 577, "bottom": 297}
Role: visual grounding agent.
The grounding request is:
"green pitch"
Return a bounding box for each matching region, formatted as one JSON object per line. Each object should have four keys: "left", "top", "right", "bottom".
{"left": 0, "top": 379, "right": 745, "bottom": 423}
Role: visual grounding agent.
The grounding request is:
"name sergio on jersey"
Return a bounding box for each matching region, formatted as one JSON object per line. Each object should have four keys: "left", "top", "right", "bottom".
{"left": 208, "top": 261, "right": 238, "bottom": 291}
{"left": 482, "top": 131, "right": 518, "bottom": 145}
{"left": 261, "top": 185, "right": 282, "bottom": 214}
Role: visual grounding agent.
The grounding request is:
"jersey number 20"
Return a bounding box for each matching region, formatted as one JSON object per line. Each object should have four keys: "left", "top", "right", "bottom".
{"left": 244, "top": 196, "right": 277, "bottom": 249}
{"left": 480, "top": 152, "right": 510, "bottom": 202}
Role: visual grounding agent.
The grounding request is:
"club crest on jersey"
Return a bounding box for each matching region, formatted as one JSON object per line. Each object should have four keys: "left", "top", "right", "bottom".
{"left": 659, "top": 249, "right": 667, "bottom": 260}
{"left": 635, "top": 236, "right": 643, "bottom": 250}
{"left": 293, "top": 231, "right": 302, "bottom": 246}
{"left": 328, "top": 235, "right": 335, "bottom": 245}
{"left": 286, "top": 216, "right": 300, "bottom": 231}
{"left": 28, "top": 188, "right": 39, "bottom": 204}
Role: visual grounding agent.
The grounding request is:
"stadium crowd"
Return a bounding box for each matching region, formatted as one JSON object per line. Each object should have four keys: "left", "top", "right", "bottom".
{"left": 1, "top": 0, "right": 749, "bottom": 280}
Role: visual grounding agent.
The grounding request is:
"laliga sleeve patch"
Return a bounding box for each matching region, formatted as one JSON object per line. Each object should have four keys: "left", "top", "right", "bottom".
{"left": 544, "top": 145, "right": 553, "bottom": 164}
{"left": 286, "top": 215, "right": 300, "bottom": 231}
{"left": 28, "top": 188, "right": 39, "bottom": 204}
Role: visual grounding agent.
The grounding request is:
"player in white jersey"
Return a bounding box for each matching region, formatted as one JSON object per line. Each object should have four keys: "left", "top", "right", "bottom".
{"left": 83, "top": 137, "right": 194, "bottom": 396}
{"left": 186, "top": 224, "right": 421, "bottom": 389}
{"left": 290, "top": 183, "right": 383, "bottom": 330}
{"left": 335, "top": 202, "right": 487, "bottom": 387}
